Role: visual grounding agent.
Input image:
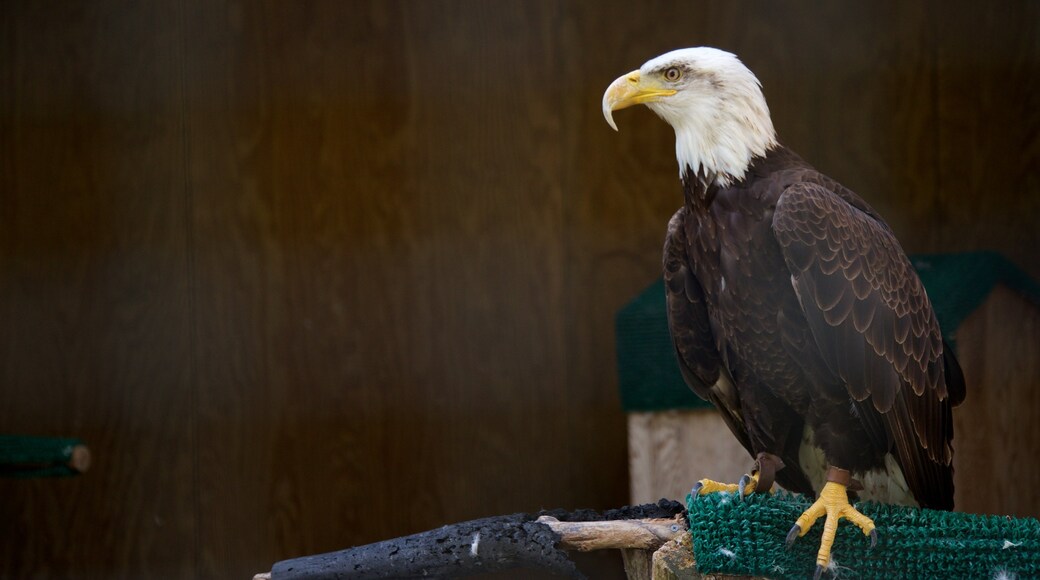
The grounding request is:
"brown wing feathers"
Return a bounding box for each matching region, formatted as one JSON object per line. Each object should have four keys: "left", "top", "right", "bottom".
{"left": 664, "top": 209, "right": 755, "bottom": 456}
{"left": 773, "top": 182, "right": 959, "bottom": 508}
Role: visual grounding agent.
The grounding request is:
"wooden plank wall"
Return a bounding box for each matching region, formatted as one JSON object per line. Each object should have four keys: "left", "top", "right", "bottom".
{"left": 0, "top": 1, "right": 1036, "bottom": 578}
{"left": 954, "top": 286, "right": 1040, "bottom": 519}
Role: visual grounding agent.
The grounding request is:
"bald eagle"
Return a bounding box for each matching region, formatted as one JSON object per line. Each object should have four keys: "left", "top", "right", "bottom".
{"left": 603, "top": 48, "right": 966, "bottom": 577}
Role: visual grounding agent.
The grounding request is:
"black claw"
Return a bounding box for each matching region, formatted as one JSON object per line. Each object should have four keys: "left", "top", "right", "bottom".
{"left": 869, "top": 528, "right": 878, "bottom": 549}
{"left": 814, "top": 564, "right": 825, "bottom": 580}
{"left": 738, "top": 474, "right": 751, "bottom": 498}
{"left": 691, "top": 482, "right": 704, "bottom": 497}
{"left": 785, "top": 524, "right": 801, "bottom": 549}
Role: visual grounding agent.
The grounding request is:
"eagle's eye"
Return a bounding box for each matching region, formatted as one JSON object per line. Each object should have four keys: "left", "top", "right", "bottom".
{"left": 664, "top": 67, "right": 682, "bottom": 82}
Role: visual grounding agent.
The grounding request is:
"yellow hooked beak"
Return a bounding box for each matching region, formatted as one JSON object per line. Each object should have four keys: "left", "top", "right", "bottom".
{"left": 602, "top": 70, "right": 677, "bottom": 131}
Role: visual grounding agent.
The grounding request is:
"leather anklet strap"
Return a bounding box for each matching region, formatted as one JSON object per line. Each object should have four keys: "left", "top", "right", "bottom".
{"left": 825, "top": 466, "right": 864, "bottom": 491}
{"left": 754, "top": 452, "right": 785, "bottom": 493}
{"left": 826, "top": 466, "right": 852, "bottom": 486}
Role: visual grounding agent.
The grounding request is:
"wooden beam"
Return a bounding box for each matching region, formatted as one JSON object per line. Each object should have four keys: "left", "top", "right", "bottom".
{"left": 537, "top": 515, "right": 684, "bottom": 551}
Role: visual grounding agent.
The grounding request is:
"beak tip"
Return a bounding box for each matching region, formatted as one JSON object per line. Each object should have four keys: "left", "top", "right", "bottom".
{"left": 603, "top": 69, "right": 642, "bottom": 133}
{"left": 602, "top": 101, "right": 619, "bottom": 132}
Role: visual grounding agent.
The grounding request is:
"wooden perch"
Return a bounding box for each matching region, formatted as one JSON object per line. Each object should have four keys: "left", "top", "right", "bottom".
{"left": 537, "top": 515, "right": 684, "bottom": 551}
{"left": 69, "top": 444, "right": 91, "bottom": 473}
{"left": 255, "top": 500, "right": 687, "bottom": 579}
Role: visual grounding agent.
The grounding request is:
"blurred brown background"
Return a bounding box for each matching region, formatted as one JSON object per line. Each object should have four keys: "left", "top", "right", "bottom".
{"left": 1, "top": 1, "right": 1037, "bottom": 578}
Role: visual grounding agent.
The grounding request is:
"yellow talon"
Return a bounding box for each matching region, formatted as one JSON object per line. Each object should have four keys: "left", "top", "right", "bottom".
{"left": 693, "top": 478, "right": 741, "bottom": 495}
{"left": 693, "top": 454, "right": 784, "bottom": 499}
{"left": 692, "top": 471, "right": 767, "bottom": 497}
{"left": 786, "top": 480, "right": 877, "bottom": 577}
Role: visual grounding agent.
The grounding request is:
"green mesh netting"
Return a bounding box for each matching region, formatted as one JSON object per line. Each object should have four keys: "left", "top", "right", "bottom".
{"left": 615, "top": 277, "right": 711, "bottom": 411}
{"left": 0, "top": 435, "right": 87, "bottom": 478}
{"left": 616, "top": 251, "right": 1039, "bottom": 412}
{"left": 687, "top": 491, "right": 1040, "bottom": 579}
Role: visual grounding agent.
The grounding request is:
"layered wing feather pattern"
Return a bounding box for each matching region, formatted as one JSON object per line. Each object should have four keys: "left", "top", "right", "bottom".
{"left": 772, "top": 182, "right": 961, "bottom": 509}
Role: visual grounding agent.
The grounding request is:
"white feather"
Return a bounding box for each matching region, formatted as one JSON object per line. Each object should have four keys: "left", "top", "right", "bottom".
{"left": 639, "top": 47, "right": 777, "bottom": 187}
{"left": 797, "top": 425, "right": 918, "bottom": 507}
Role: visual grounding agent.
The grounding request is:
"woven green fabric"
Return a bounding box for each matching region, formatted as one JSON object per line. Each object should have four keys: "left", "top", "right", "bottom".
{"left": 0, "top": 435, "right": 85, "bottom": 478}
{"left": 616, "top": 251, "right": 1038, "bottom": 412}
{"left": 687, "top": 491, "right": 1040, "bottom": 579}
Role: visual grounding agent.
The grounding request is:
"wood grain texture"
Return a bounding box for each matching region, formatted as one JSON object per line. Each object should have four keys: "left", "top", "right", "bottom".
{"left": 179, "top": 1, "right": 625, "bottom": 577}
{"left": 0, "top": 1, "right": 1036, "bottom": 578}
{"left": 953, "top": 286, "right": 1040, "bottom": 518}
{"left": 0, "top": 1, "right": 196, "bottom": 577}
{"left": 932, "top": 0, "right": 1040, "bottom": 278}
{"left": 628, "top": 412, "right": 749, "bottom": 506}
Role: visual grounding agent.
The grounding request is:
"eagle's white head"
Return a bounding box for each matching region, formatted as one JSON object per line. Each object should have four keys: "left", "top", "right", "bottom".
{"left": 602, "top": 47, "right": 777, "bottom": 187}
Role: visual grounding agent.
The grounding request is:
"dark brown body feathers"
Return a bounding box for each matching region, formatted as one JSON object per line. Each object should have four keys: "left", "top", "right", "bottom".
{"left": 665, "top": 146, "right": 965, "bottom": 509}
